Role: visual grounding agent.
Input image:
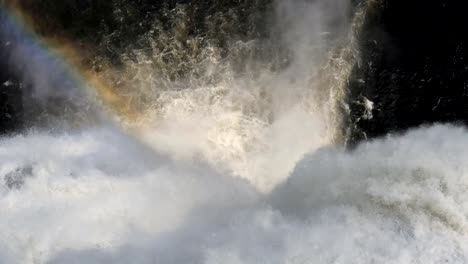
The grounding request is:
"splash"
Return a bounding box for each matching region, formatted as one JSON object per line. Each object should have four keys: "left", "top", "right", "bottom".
{"left": 2, "top": 1, "right": 462, "bottom": 264}
{"left": 98, "top": 0, "right": 363, "bottom": 190}
{"left": 2, "top": 124, "right": 468, "bottom": 263}
{"left": 3, "top": 0, "right": 362, "bottom": 190}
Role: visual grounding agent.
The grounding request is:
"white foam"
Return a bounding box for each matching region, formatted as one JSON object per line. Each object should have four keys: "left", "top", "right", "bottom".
{"left": 1, "top": 125, "right": 468, "bottom": 263}
{"left": 5, "top": 1, "right": 460, "bottom": 263}
{"left": 0, "top": 127, "right": 258, "bottom": 263}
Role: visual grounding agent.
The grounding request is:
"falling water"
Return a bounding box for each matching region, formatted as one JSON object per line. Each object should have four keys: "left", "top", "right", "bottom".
{"left": 1, "top": 1, "right": 467, "bottom": 263}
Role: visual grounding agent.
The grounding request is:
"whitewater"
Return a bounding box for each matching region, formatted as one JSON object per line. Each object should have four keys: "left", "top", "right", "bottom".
{"left": 2, "top": 0, "right": 468, "bottom": 263}
{"left": 2, "top": 124, "right": 468, "bottom": 264}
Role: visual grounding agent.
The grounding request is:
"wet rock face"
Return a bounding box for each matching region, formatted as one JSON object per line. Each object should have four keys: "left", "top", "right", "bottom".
{"left": 348, "top": 0, "right": 468, "bottom": 143}
{"left": 0, "top": 39, "right": 22, "bottom": 133}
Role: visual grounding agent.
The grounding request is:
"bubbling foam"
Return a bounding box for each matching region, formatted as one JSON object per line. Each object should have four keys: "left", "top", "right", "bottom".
{"left": 1, "top": 125, "right": 468, "bottom": 263}
{"left": 5, "top": 1, "right": 459, "bottom": 264}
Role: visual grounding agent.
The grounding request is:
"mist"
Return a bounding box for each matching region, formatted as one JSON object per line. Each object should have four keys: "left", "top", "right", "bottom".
{"left": 2, "top": 1, "right": 466, "bottom": 264}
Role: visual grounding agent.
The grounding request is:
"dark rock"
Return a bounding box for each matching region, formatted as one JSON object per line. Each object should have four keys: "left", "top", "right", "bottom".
{"left": 0, "top": 26, "right": 23, "bottom": 133}
{"left": 347, "top": 0, "right": 468, "bottom": 144}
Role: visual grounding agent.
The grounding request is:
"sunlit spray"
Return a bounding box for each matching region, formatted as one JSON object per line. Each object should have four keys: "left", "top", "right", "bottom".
{"left": 2, "top": 1, "right": 458, "bottom": 264}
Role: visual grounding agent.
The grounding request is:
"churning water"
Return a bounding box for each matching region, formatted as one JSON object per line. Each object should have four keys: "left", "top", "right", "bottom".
{"left": 2, "top": 0, "right": 468, "bottom": 263}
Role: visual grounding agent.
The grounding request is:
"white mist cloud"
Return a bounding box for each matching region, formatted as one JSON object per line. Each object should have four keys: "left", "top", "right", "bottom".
{"left": 0, "top": 10, "right": 100, "bottom": 127}
{"left": 0, "top": 125, "right": 468, "bottom": 263}
{"left": 4, "top": 2, "right": 462, "bottom": 264}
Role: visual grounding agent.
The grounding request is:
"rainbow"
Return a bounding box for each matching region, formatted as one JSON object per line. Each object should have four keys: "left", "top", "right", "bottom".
{"left": 0, "top": 2, "right": 137, "bottom": 121}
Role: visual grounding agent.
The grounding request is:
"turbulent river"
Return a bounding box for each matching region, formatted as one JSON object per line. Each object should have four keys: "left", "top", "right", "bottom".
{"left": 1, "top": 0, "right": 468, "bottom": 263}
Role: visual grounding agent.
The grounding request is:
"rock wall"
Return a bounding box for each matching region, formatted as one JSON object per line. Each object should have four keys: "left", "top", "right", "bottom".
{"left": 348, "top": 0, "right": 468, "bottom": 142}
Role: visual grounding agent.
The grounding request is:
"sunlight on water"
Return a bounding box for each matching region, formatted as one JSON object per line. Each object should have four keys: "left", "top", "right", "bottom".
{"left": 4, "top": 1, "right": 465, "bottom": 264}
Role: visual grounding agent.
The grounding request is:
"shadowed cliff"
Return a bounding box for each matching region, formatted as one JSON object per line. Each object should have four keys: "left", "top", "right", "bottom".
{"left": 348, "top": 0, "right": 468, "bottom": 143}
